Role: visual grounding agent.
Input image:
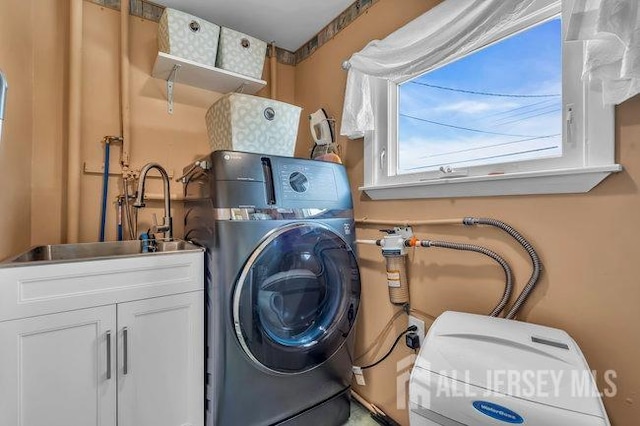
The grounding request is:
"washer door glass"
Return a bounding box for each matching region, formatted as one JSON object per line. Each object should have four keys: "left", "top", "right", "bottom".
{"left": 233, "top": 222, "right": 360, "bottom": 374}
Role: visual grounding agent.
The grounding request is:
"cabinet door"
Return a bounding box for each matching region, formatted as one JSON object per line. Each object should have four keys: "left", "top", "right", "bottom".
{"left": 118, "top": 291, "right": 204, "bottom": 426}
{"left": 0, "top": 305, "right": 117, "bottom": 426}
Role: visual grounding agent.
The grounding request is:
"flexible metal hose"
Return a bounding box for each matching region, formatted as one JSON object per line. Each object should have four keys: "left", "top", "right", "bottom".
{"left": 122, "top": 176, "right": 137, "bottom": 240}
{"left": 418, "top": 240, "right": 513, "bottom": 317}
{"left": 463, "top": 217, "right": 542, "bottom": 319}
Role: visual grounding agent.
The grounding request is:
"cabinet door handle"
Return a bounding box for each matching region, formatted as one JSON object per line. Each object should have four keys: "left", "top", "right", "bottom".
{"left": 123, "top": 327, "right": 129, "bottom": 375}
{"left": 106, "top": 330, "right": 112, "bottom": 380}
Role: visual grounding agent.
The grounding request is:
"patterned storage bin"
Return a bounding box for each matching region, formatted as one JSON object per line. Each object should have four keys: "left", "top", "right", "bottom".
{"left": 205, "top": 93, "right": 302, "bottom": 157}
{"left": 158, "top": 8, "right": 220, "bottom": 67}
{"left": 215, "top": 27, "right": 267, "bottom": 79}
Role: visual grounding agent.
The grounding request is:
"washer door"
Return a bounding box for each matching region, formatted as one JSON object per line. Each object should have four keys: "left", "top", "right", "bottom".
{"left": 233, "top": 222, "right": 360, "bottom": 374}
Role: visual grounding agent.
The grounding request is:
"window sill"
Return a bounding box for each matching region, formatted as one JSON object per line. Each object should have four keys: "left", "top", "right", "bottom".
{"left": 360, "top": 165, "right": 623, "bottom": 200}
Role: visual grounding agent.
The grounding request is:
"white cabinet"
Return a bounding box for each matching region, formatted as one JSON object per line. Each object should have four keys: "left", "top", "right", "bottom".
{"left": 0, "top": 292, "right": 204, "bottom": 426}
{"left": 118, "top": 292, "right": 204, "bottom": 426}
{"left": 0, "top": 249, "right": 205, "bottom": 426}
{"left": 0, "top": 305, "right": 117, "bottom": 426}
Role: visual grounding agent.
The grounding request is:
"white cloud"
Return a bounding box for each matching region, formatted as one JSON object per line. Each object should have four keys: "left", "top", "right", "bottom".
{"left": 397, "top": 131, "right": 561, "bottom": 172}
{"left": 437, "top": 100, "right": 496, "bottom": 114}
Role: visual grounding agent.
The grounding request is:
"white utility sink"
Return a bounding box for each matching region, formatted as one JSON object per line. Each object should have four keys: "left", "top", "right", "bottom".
{"left": 0, "top": 239, "right": 204, "bottom": 322}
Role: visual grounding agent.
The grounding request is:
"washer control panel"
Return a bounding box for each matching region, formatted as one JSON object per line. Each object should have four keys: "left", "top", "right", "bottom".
{"left": 289, "top": 171, "right": 309, "bottom": 193}
{"left": 279, "top": 163, "right": 338, "bottom": 201}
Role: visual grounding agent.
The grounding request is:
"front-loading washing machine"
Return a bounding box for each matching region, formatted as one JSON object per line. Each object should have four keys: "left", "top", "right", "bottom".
{"left": 182, "top": 150, "right": 361, "bottom": 426}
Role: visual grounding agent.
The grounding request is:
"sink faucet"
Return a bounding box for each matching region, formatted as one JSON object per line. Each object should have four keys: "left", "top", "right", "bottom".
{"left": 133, "top": 162, "right": 173, "bottom": 240}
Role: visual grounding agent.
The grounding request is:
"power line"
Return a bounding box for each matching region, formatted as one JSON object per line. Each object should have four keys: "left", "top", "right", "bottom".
{"left": 409, "top": 81, "right": 561, "bottom": 98}
{"left": 481, "top": 99, "right": 557, "bottom": 119}
{"left": 495, "top": 107, "right": 561, "bottom": 126}
{"left": 399, "top": 113, "right": 558, "bottom": 139}
{"left": 489, "top": 101, "right": 560, "bottom": 123}
{"left": 474, "top": 99, "right": 556, "bottom": 123}
{"left": 404, "top": 145, "right": 559, "bottom": 171}
{"left": 417, "top": 134, "right": 561, "bottom": 159}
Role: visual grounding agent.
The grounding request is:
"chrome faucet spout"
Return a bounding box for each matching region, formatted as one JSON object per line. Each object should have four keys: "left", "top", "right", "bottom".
{"left": 133, "top": 162, "right": 173, "bottom": 240}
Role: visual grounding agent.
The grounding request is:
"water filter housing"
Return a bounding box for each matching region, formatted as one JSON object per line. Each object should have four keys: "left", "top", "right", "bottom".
{"left": 409, "top": 311, "right": 611, "bottom": 425}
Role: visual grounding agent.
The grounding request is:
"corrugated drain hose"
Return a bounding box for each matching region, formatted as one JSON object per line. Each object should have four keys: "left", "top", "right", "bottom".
{"left": 416, "top": 240, "right": 513, "bottom": 317}
{"left": 463, "top": 217, "right": 542, "bottom": 319}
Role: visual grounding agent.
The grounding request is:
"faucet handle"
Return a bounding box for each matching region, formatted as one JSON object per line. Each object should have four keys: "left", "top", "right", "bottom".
{"left": 151, "top": 213, "right": 159, "bottom": 234}
{"left": 150, "top": 212, "right": 170, "bottom": 236}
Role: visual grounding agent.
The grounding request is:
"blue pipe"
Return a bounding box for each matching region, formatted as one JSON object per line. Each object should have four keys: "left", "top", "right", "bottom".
{"left": 99, "top": 141, "right": 111, "bottom": 242}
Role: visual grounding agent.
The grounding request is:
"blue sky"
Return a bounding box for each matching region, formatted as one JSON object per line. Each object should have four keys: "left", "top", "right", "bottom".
{"left": 398, "top": 18, "right": 562, "bottom": 173}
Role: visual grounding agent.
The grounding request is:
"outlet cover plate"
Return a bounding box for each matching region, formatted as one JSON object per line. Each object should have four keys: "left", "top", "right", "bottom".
{"left": 408, "top": 315, "right": 425, "bottom": 346}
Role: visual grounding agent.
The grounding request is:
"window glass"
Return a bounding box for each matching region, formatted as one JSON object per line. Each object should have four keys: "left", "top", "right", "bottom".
{"left": 397, "top": 18, "right": 562, "bottom": 174}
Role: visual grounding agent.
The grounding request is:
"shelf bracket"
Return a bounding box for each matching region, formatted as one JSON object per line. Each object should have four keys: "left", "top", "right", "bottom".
{"left": 234, "top": 82, "right": 247, "bottom": 94}
{"left": 166, "top": 64, "right": 181, "bottom": 114}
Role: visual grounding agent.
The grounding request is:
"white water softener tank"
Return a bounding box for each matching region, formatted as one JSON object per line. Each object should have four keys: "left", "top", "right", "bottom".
{"left": 409, "top": 311, "right": 611, "bottom": 425}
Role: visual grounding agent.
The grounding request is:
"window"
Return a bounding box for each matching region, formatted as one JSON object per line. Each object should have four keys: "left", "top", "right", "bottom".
{"left": 398, "top": 18, "right": 562, "bottom": 174}
{"left": 362, "top": 0, "right": 621, "bottom": 200}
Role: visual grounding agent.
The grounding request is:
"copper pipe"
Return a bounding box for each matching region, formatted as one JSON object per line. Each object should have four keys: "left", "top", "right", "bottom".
{"left": 66, "top": 0, "right": 83, "bottom": 243}
{"left": 269, "top": 42, "right": 277, "bottom": 100}
{"left": 142, "top": 193, "right": 185, "bottom": 202}
{"left": 350, "top": 391, "right": 376, "bottom": 413}
{"left": 350, "top": 390, "right": 386, "bottom": 417}
{"left": 355, "top": 239, "right": 379, "bottom": 245}
{"left": 355, "top": 218, "right": 464, "bottom": 226}
{"left": 120, "top": 0, "right": 131, "bottom": 167}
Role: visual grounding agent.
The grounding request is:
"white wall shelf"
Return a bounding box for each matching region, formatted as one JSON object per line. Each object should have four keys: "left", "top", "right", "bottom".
{"left": 151, "top": 51, "right": 266, "bottom": 97}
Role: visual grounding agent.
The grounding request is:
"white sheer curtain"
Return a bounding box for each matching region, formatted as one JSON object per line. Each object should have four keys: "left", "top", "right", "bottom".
{"left": 340, "top": 0, "right": 536, "bottom": 139}
{"left": 566, "top": 0, "right": 640, "bottom": 104}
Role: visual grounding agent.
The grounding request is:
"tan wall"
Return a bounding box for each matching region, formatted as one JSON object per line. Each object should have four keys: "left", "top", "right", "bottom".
{"left": 7, "top": 0, "right": 639, "bottom": 424}
{"left": 75, "top": 2, "right": 296, "bottom": 243}
{"left": 0, "top": 0, "right": 34, "bottom": 259}
{"left": 294, "top": 0, "right": 640, "bottom": 425}
{"left": 78, "top": 2, "right": 213, "bottom": 242}
{"left": 7, "top": 0, "right": 297, "bottom": 246}
{"left": 257, "top": 53, "right": 296, "bottom": 106}
{"left": 31, "top": 0, "right": 69, "bottom": 246}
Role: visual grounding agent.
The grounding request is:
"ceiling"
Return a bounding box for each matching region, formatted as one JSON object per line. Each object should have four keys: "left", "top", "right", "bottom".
{"left": 154, "top": 0, "right": 355, "bottom": 52}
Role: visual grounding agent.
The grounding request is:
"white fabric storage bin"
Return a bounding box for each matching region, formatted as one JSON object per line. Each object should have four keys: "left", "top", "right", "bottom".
{"left": 158, "top": 8, "right": 220, "bottom": 67}
{"left": 216, "top": 27, "right": 267, "bottom": 79}
{"left": 205, "top": 93, "right": 301, "bottom": 157}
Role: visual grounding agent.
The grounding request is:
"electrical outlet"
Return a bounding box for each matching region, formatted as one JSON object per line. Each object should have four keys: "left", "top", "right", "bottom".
{"left": 408, "top": 315, "right": 425, "bottom": 347}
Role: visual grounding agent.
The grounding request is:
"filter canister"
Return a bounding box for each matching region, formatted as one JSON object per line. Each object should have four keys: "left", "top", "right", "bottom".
{"left": 385, "top": 255, "right": 409, "bottom": 305}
